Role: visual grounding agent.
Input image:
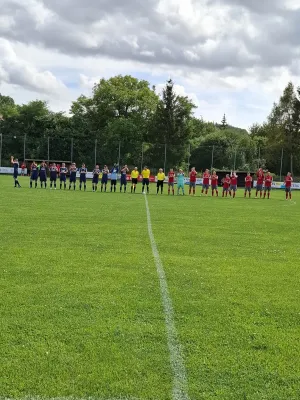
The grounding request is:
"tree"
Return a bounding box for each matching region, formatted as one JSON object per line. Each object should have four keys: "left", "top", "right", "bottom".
{"left": 0, "top": 94, "right": 18, "bottom": 118}
{"left": 220, "top": 114, "right": 228, "bottom": 130}
{"left": 148, "top": 79, "right": 196, "bottom": 169}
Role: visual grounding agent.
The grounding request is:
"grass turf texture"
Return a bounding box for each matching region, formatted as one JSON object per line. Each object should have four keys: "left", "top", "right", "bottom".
{"left": 0, "top": 174, "right": 300, "bottom": 400}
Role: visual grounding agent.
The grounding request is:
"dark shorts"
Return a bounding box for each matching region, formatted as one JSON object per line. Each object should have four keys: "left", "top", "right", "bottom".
{"left": 132, "top": 178, "right": 138, "bottom": 185}
{"left": 245, "top": 186, "right": 251, "bottom": 192}
{"left": 31, "top": 173, "right": 38, "bottom": 181}
{"left": 168, "top": 182, "right": 174, "bottom": 187}
{"left": 230, "top": 185, "right": 237, "bottom": 192}
{"left": 256, "top": 184, "right": 263, "bottom": 191}
{"left": 80, "top": 175, "right": 86, "bottom": 183}
{"left": 40, "top": 175, "right": 47, "bottom": 182}
{"left": 60, "top": 175, "right": 66, "bottom": 182}
{"left": 189, "top": 181, "right": 196, "bottom": 188}
{"left": 285, "top": 187, "right": 291, "bottom": 193}
{"left": 92, "top": 177, "right": 99, "bottom": 184}
{"left": 111, "top": 179, "right": 117, "bottom": 185}
{"left": 202, "top": 183, "right": 209, "bottom": 190}
{"left": 121, "top": 176, "right": 127, "bottom": 185}
{"left": 13, "top": 171, "right": 18, "bottom": 179}
{"left": 264, "top": 186, "right": 271, "bottom": 192}
{"left": 157, "top": 180, "right": 164, "bottom": 187}
{"left": 223, "top": 187, "right": 229, "bottom": 192}
{"left": 212, "top": 185, "right": 218, "bottom": 190}
{"left": 142, "top": 178, "right": 149, "bottom": 186}
{"left": 70, "top": 176, "right": 76, "bottom": 183}
{"left": 101, "top": 176, "right": 108, "bottom": 184}
{"left": 50, "top": 175, "right": 57, "bottom": 182}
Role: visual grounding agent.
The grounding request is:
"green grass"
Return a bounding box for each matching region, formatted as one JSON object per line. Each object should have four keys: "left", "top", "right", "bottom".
{"left": 1, "top": 175, "right": 300, "bottom": 400}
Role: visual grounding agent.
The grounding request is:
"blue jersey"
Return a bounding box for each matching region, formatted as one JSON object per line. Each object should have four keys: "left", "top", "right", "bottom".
{"left": 50, "top": 166, "right": 57, "bottom": 179}
{"left": 79, "top": 167, "right": 87, "bottom": 176}
{"left": 110, "top": 167, "right": 119, "bottom": 180}
{"left": 39, "top": 166, "right": 47, "bottom": 180}
{"left": 60, "top": 167, "right": 67, "bottom": 175}
{"left": 13, "top": 161, "right": 19, "bottom": 177}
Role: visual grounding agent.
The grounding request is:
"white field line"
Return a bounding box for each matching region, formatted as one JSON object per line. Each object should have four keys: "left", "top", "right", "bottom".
{"left": 144, "top": 195, "right": 190, "bottom": 400}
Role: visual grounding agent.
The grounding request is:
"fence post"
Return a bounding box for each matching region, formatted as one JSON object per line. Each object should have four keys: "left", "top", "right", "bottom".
{"left": 0, "top": 133, "right": 2, "bottom": 167}
{"left": 279, "top": 148, "right": 283, "bottom": 181}
{"left": 95, "top": 139, "right": 97, "bottom": 166}
{"left": 141, "top": 143, "right": 144, "bottom": 172}
{"left": 233, "top": 148, "right": 237, "bottom": 171}
{"left": 23, "top": 134, "right": 26, "bottom": 162}
{"left": 47, "top": 137, "right": 50, "bottom": 163}
{"left": 71, "top": 138, "right": 73, "bottom": 162}
{"left": 187, "top": 143, "right": 191, "bottom": 173}
{"left": 211, "top": 145, "right": 214, "bottom": 171}
{"left": 118, "top": 141, "right": 121, "bottom": 166}
{"left": 164, "top": 143, "right": 167, "bottom": 171}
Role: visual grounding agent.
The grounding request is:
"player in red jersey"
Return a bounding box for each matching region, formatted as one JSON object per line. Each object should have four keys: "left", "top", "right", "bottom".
{"left": 211, "top": 171, "right": 218, "bottom": 197}
{"left": 168, "top": 168, "right": 175, "bottom": 195}
{"left": 229, "top": 171, "right": 238, "bottom": 198}
{"left": 284, "top": 172, "right": 293, "bottom": 200}
{"left": 222, "top": 174, "right": 231, "bottom": 197}
{"left": 244, "top": 173, "right": 252, "bottom": 198}
{"left": 189, "top": 167, "right": 197, "bottom": 195}
{"left": 202, "top": 169, "right": 210, "bottom": 196}
{"left": 264, "top": 171, "right": 273, "bottom": 199}
{"left": 256, "top": 168, "right": 264, "bottom": 198}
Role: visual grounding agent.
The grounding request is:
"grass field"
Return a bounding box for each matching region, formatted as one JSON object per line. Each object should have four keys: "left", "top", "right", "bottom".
{"left": 1, "top": 174, "right": 300, "bottom": 400}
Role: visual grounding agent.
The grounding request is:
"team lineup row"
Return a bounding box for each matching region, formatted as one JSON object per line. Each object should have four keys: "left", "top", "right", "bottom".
{"left": 10, "top": 158, "right": 294, "bottom": 199}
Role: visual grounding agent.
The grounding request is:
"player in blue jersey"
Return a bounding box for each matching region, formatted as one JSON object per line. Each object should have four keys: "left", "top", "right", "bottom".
{"left": 69, "top": 163, "right": 77, "bottom": 190}
{"left": 120, "top": 165, "right": 129, "bottom": 193}
{"left": 101, "top": 165, "right": 109, "bottom": 192}
{"left": 79, "top": 163, "right": 87, "bottom": 191}
{"left": 49, "top": 163, "right": 58, "bottom": 189}
{"left": 10, "top": 156, "right": 21, "bottom": 188}
{"left": 92, "top": 165, "right": 101, "bottom": 192}
{"left": 59, "top": 163, "right": 68, "bottom": 189}
{"left": 39, "top": 161, "right": 47, "bottom": 188}
{"left": 110, "top": 164, "right": 119, "bottom": 192}
{"left": 30, "top": 161, "right": 38, "bottom": 188}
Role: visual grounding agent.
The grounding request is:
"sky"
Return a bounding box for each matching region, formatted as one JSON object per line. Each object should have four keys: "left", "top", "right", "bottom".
{"left": 1, "top": 0, "right": 300, "bottom": 130}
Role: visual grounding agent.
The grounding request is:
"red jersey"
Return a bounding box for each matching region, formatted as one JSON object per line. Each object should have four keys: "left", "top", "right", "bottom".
{"left": 245, "top": 176, "right": 252, "bottom": 187}
{"left": 190, "top": 171, "right": 197, "bottom": 183}
{"left": 257, "top": 171, "right": 264, "bottom": 185}
{"left": 285, "top": 176, "right": 293, "bottom": 188}
{"left": 211, "top": 175, "right": 218, "bottom": 186}
{"left": 203, "top": 172, "right": 210, "bottom": 185}
{"left": 223, "top": 177, "right": 231, "bottom": 189}
{"left": 21, "top": 164, "right": 26, "bottom": 169}
{"left": 168, "top": 171, "right": 175, "bottom": 183}
{"left": 230, "top": 175, "right": 237, "bottom": 186}
{"left": 264, "top": 174, "right": 273, "bottom": 187}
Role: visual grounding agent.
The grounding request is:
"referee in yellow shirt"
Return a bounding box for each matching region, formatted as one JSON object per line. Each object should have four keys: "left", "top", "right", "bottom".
{"left": 142, "top": 166, "right": 150, "bottom": 194}
{"left": 157, "top": 168, "right": 165, "bottom": 195}
{"left": 131, "top": 167, "right": 139, "bottom": 193}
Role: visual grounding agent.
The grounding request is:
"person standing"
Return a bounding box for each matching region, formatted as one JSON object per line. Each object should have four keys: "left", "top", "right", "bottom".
{"left": 244, "top": 173, "right": 252, "bottom": 198}
{"left": 202, "top": 169, "right": 210, "bottom": 196}
{"left": 69, "top": 163, "right": 77, "bottom": 190}
{"left": 264, "top": 171, "right": 273, "bottom": 199}
{"left": 59, "top": 163, "right": 68, "bottom": 190}
{"left": 79, "top": 163, "right": 87, "bottom": 191}
{"left": 120, "top": 165, "right": 129, "bottom": 193}
{"left": 30, "top": 161, "right": 38, "bottom": 188}
{"left": 284, "top": 172, "right": 293, "bottom": 200}
{"left": 49, "top": 163, "right": 58, "bottom": 190}
{"left": 156, "top": 168, "right": 165, "bottom": 195}
{"left": 189, "top": 167, "right": 197, "bottom": 196}
{"left": 131, "top": 167, "right": 139, "bottom": 193}
{"left": 110, "top": 164, "right": 119, "bottom": 192}
{"left": 39, "top": 161, "right": 47, "bottom": 189}
{"left": 177, "top": 169, "right": 185, "bottom": 195}
{"left": 229, "top": 171, "right": 238, "bottom": 198}
{"left": 211, "top": 171, "right": 219, "bottom": 197}
{"left": 168, "top": 168, "right": 175, "bottom": 195}
{"left": 255, "top": 168, "right": 265, "bottom": 198}
{"left": 10, "top": 156, "right": 21, "bottom": 188}
{"left": 141, "top": 166, "right": 150, "bottom": 194}
{"left": 92, "top": 165, "right": 101, "bottom": 192}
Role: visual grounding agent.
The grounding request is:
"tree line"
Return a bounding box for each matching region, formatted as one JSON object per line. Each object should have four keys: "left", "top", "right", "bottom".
{"left": 1, "top": 76, "right": 300, "bottom": 175}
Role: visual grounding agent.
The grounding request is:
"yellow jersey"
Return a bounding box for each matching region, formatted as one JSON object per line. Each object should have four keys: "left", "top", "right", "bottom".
{"left": 131, "top": 170, "right": 139, "bottom": 179}
{"left": 157, "top": 172, "right": 165, "bottom": 181}
{"left": 142, "top": 169, "right": 150, "bottom": 178}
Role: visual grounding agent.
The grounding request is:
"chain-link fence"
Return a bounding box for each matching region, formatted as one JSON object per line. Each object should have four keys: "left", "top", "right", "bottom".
{"left": 0, "top": 134, "right": 298, "bottom": 179}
